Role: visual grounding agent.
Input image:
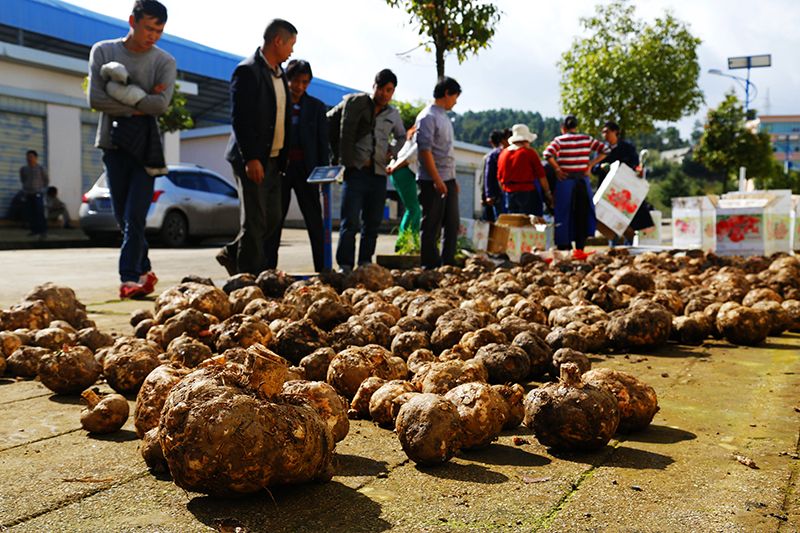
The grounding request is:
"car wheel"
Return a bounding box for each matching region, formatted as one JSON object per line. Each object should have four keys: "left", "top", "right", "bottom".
{"left": 159, "top": 211, "right": 188, "bottom": 247}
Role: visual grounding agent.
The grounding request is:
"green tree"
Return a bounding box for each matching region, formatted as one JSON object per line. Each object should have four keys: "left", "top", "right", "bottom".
{"left": 384, "top": 0, "right": 501, "bottom": 78}
{"left": 558, "top": 0, "right": 703, "bottom": 138}
{"left": 158, "top": 84, "right": 194, "bottom": 133}
{"left": 392, "top": 99, "right": 427, "bottom": 130}
{"left": 693, "top": 91, "right": 776, "bottom": 192}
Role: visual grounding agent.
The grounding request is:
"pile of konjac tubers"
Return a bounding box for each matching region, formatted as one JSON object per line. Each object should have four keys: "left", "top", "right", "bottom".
{"left": 2, "top": 250, "right": 799, "bottom": 495}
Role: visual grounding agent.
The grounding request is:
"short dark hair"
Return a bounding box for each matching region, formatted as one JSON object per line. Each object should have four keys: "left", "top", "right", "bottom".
{"left": 374, "top": 69, "right": 398, "bottom": 89}
{"left": 562, "top": 115, "right": 578, "bottom": 130}
{"left": 286, "top": 60, "right": 313, "bottom": 80}
{"left": 47, "top": 186, "right": 58, "bottom": 196}
{"left": 603, "top": 121, "right": 620, "bottom": 132}
{"left": 132, "top": 0, "right": 167, "bottom": 24}
{"left": 263, "top": 19, "right": 297, "bottom": 45}
{"left": 26, "top": 149, "right": 37, "bottom": 157}
{"left": 489, "top": 129, "right": 505, "bottom": 146}
{"left": 433, "top": 76, "right": 461, "bottom": 99}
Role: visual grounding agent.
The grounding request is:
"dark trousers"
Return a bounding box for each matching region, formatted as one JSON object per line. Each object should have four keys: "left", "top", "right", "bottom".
{"left": 555, "top": 173, "right": 591, "bottom": 251}
{"left": 264, "top": 162, "right": 325, "bottom": 272}
{"left": 506, "top": 187, "right": 543, "bottom": 217}
{"left": 223, "top": 157, "right": 282, "bottom": 276}
{"left": 419, "top": 180, "right": 460, "bottom": 269}
{"left": 24, "top": 193, "right": 47, "bottom": 236}
{"left": 336, "top": 166, "right": 387, "bottom": 269}
{"left": 103, "top": 149, "right": 154, "bottom": 282}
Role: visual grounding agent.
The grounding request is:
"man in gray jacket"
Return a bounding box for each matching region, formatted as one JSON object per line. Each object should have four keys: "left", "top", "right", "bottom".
{"left": 328, "top": 69, "right": 405, "bottom": 272}
{"left": 88, "top": 0, "right": 175, "bottom": 299}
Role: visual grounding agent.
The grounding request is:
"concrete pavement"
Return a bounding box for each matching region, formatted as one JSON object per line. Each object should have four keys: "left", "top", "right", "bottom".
{"left": 0, "top": 237, "right": 798, "bottom": 533}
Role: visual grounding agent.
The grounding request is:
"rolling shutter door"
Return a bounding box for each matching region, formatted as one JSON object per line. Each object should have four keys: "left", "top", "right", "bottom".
{"left": 81, "top": 110, "right": 103, "bottom": 194}
{"left": 0, "top": 96, "right": 46, "bottom": 216}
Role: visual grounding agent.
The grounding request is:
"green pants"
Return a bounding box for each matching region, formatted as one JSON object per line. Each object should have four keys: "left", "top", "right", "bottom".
{"left": 390, "top": 166, "right": 421, "bottom": 237}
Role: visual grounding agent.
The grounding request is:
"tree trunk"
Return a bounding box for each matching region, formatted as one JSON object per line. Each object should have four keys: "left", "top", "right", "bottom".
{"left": 436, "top": 45, "right": 445, "bottom": 79}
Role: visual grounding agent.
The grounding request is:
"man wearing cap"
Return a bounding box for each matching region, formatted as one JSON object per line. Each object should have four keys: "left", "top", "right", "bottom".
{"left": 497, "top": 124, "right": 551, "bottom": 216}
{"left": 543, "top": 115, "right": 609, "bottom": 256}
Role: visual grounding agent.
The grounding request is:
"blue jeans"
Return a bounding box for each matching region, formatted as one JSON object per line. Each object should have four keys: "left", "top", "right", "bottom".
{"left": 103, "top": 149, "right": 154, "bottom": 283}
{"left": 507, "top": 186, "right": 543, "bottom": 217}
{"left": 336, "top": 166, "right": 387, "bottom": 269}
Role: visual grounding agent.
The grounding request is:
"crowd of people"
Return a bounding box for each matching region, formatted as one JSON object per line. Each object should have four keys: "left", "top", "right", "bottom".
{"left": 480, "top": 116, "right": 654, "bottom": 258}
{"left": 83, "top": 0, "right": 646, "bottom": 298}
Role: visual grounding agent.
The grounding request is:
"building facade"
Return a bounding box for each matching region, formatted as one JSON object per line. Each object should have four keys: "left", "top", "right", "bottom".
{"left": 757, "top": 115, "right": 800, "bottom": 172}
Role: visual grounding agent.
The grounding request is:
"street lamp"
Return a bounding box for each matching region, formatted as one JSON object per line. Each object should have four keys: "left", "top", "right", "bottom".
{"left": 708, "top": 54, "right": 771, "bottom": 114}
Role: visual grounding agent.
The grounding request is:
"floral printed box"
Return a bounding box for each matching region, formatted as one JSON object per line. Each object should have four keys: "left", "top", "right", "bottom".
{"left": 593, "top": 161, "right": 650, "bottom": 236}
{"left": 672, "top": 195, "right": 718, "bottom": 251}
{"left": 633, "top": 210, "right": 662, "bottom": 246}
{"left": 714, "top": 191, "right": 793, "bottom": 256}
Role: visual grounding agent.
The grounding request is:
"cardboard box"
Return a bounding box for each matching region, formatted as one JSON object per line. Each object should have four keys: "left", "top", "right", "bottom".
{"left": 633, "top": 210, "right": 662, "bottom": 246}
{"left": 715, "top": 190, "right": 792, "bottom": 256}
{"left": 459, "top": 218, "right": 492, "bottom": 252}
{"left": 487, "top": 214, "right": 552, "bottom": 260}
{"left": 593, "top": 161, "right": 650, "bottom": 236}
{"left": 672, "top": 195, "right": 718, "bottom": 251}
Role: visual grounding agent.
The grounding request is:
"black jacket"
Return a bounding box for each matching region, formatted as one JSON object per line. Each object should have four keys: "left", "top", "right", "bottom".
{"left": 294, "top": 92, "right": 330, "bottom": 175}
{"left": 225, "top": 48, "right": 292, "bottom": 170}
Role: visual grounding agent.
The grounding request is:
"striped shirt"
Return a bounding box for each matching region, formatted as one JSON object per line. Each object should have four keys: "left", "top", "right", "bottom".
{"left": 543, "top": 132, "right": 610, "bottom": 173}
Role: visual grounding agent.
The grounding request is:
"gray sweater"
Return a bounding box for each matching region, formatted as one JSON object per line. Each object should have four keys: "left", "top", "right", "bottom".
{"left": 88, "top": 38, "right": 176, "bottom": 150}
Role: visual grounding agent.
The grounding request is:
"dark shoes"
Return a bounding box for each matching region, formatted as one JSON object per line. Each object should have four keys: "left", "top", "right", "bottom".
{"left": 216, "top": 250, "right": 238, "bottom": 276}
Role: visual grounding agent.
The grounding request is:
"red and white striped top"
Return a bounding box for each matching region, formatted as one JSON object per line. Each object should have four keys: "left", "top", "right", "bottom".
{"left": 543, "top": 133, "right": 610, "bottom": 173}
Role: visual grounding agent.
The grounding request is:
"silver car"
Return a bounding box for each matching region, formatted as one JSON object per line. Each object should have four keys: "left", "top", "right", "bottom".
{"left": 79, "top": 164, "right": 240, "bottom": 247}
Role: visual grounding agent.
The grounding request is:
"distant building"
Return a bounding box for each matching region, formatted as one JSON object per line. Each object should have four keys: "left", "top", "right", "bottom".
{"left": 755, "top": 115, "right": 800, "bottom": 171}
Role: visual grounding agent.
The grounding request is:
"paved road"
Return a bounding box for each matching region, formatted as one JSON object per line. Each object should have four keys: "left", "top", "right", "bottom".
{"left": 0, "top": 229, "right": 399, "bottom": 308}
{"left": 0, "top": 236, "right": 798, "bottom": 533}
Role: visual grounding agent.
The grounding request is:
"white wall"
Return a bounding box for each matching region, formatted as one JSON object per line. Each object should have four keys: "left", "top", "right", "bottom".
{"left": 0, "top": 61, "right": 86, "bottom": 100}
{"left": 163, "top": 131, "right": 181, "bottom": 164}
{"left": 45, "top": 104, "right": 82, "bottom": 220}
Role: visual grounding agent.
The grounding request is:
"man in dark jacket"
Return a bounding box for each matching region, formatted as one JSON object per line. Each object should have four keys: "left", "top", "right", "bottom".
{"left": 217, "top": 19, "right": 296, "bottom": 276}
{"left": 593, "top": 121, "right": 639, "bottom": 187}
{"left": 264, "top": 59, "right": 328, "bottom": 272}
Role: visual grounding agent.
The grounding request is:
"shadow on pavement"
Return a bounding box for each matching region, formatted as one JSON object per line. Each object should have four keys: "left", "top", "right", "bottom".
{"left": 622, "top": 424, "right": 697, "bottom": 444}
{"left": 87, "top": 429, "right": 139, "bottom": 443}
{"left": 602, "top": 446, "right": 676, "bottom": 470}
{"left": 187, "top": 480, "right": 392, "bottom": 533}
{"left": 333, "top": 453, "right": 390, "bottom": 477}
{"left": 415, "top": 460, "right": 509, "bottom": 484}
{"left": 459, "top": 443, "right": 552, "bottom": 468}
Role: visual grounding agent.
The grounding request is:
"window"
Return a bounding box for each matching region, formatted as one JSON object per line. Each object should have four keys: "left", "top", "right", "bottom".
{"left": 202, "top": 174, "right": 238, "bottom": 198}
{"left": 168, "top": 172, "right": 207, "bottom": 192}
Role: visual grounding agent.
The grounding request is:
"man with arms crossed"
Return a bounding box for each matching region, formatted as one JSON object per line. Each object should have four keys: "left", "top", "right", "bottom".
{"left": 88, "top": 0, "right": 175, "bottom": 299}
{"left": 217, "top": 19, "right": 296, "bottom": 276}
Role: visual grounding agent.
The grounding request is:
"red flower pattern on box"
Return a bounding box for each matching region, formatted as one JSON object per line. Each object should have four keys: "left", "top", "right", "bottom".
{"left": 603, "top": 187, "right": 638, "bottom": 218}
{"left": 716, "top": 215, "right": 760, "bottom": 243}
{"left": 767, "top": 220, "right": 788, "bottom": 240}
{"left": 675, "top": 219, "right": 698, "bottom": 235}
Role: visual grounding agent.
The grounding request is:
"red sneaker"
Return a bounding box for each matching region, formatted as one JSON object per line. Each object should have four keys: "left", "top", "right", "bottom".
{"left": 139, "top": 271, "right": 158, "bottom": 296}
{"left": 119, "top": 282, "right": 146, "bottom": 300}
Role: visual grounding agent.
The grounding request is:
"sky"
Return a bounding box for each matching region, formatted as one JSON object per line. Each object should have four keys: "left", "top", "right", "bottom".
{"left": 66, "top": 0, "right": 800, "bottom": 140}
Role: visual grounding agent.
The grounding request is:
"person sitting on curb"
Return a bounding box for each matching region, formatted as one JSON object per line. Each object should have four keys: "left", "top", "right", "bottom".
{"left": 45, "top": 187, "right": 74, "bottom": 229}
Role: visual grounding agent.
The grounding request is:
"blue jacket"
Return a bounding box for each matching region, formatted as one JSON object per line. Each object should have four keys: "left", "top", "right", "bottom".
{"left": 293, "top": 92, "right": 330, "bottom": 175}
